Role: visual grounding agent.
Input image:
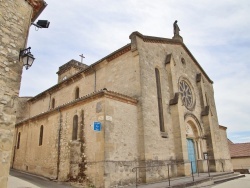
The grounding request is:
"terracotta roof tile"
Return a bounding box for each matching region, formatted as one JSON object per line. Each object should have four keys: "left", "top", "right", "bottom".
{"left": 229, "top": 142, "right": 250, "bottom": 158}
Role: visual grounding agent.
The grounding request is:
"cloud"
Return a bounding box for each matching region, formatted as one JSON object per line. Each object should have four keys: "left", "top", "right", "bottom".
{"left": 228, "top": 131, "right": 250, "bottom": 143}
{"left": 20, "top": 0, "right": 250, "bottom": 142}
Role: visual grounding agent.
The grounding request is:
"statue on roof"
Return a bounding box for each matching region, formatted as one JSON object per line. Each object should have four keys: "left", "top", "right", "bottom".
{"left": 173, "top": 20, "right": 180, "bottom": 36}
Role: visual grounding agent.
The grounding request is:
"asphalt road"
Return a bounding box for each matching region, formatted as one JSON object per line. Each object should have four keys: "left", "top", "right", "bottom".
{"left": 212, "top": 174, "right": 250, "bottom": 188}
{"left": 9, "top": 169, "right": 75, "bottom": 188}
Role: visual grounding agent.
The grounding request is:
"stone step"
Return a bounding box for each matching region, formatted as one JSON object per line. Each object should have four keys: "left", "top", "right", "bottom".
{"left": 210, "top": 171, "right": 234, "bottom": 178}
{"left": 212, "top": 172, "right": 238, "bottom": 180}
{"left": 213, "top": 173, "right": 245, "bottom": 184}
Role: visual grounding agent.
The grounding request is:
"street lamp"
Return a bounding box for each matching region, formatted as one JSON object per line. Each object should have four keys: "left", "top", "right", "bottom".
{"left": 19, "top": 47, "right": 35, "bottom": 70}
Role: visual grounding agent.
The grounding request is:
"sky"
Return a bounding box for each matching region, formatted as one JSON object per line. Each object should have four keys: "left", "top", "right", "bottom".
{"left": 20, "top": 0, "right": 250, "bottom": 143}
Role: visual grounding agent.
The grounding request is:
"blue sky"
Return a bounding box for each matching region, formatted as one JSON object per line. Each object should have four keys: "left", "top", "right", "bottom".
{"left": 20, "top": 0, "right": 250, "bottom": 143}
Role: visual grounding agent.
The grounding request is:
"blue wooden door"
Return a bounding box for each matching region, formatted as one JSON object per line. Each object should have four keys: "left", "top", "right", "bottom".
{"left": 187, "top": 139, "right": 197, "bottom": 173}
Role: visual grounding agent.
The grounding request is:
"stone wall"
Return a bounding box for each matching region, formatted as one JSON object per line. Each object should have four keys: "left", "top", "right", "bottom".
{"left": 25, "top": 48, "right": 140, "bottom": 118}
{"left": 103, "top": 98, "right": 138, "bottom": 187}
{"left": 13, "top": 98, "right": 103, "bottom": 181}
{"left": 231, "top": 157, "right": 250, "bottom": 170}
{"left": 13, "top": 91, "right": 139, "bottom": 187}
{"left": 131, "top": 33, "right": 232, "bottom": 177}
{"left": 0, "top": 0, "right": 33, "bottom": 187}
{"left": 13, "top": 111, "right": 59, "bottom": 179}
{"left": 16, "top": 97, "right": 31, "bottom": 122}
{"left": 217, "top": 126, "right": 233, "bottom": 171}
{"left": 13, "top": 31, "right": 233, "bottom": 187}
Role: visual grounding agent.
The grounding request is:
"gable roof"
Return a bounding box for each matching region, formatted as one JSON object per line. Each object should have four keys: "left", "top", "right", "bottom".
{"left": 26, "top": 31, "right": 213, "bottom": 102}
{"left": 229, "top": 142, "right": 250, "bottom": 158}
{"left": 129, "top": 31, "right": 213, "bottom": 84}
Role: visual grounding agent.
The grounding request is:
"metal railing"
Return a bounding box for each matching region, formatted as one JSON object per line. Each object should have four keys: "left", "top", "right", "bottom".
{"left": 131, "top": 158, "right": 232, "bottom": 187}
{"left": 68, "top": 158, "right": 230, "bottom": 187}
{"left": 132, "top": 161, "right": 198, "bottom": 187}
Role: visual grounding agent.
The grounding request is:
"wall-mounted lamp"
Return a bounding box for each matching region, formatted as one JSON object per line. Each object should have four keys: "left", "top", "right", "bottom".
{"left": 31, "top": 20, "right": 50, "bottom": 29}
{"left": 19, "top": 47, "right": 35, "bottom": 70}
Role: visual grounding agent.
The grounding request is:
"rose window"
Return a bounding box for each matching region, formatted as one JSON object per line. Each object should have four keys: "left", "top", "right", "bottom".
{"left": 179, "top": 80, "right": 193, "bottom": 109}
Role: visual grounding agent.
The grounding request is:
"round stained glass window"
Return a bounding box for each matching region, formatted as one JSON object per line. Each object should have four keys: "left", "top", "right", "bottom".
{"left": 179, "top": 80, "right": 193, "bottom": 109}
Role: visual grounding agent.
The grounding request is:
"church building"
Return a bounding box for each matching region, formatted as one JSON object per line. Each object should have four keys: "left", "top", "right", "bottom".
{"left": 12, "top": 27, "right": 232, "bottom": 187}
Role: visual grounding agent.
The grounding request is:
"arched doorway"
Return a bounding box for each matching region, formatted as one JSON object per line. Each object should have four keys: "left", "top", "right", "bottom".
{"left": 187, "top": 138, "right": 196, "bottom": 172}
{"left": 185, "top": 116, "right": 204, "bottom": 173}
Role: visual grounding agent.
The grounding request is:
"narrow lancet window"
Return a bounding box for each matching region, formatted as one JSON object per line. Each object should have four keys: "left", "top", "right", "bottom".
{"left": 155, "top": 68, "right": 165, "bottom": 132}
{"left": 52, "top": 98, "right": 55, "bottom": 109}
{"left": 75, "top": 87, "right": 80, "bottom": 99}
{"left": 17, "top": 132, "right": 21, "bottom": 149}
{"left": 72, "top": 115, "right": 78, "bottom": 140}
{"left": 39, "top": 125, "right": 43, "bottom": 146}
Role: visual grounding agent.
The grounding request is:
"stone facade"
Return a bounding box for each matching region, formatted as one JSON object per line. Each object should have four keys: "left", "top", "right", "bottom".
{"left": 13, "top": 31, "right": 233, "bottom": 187}
{"left": 0, "top": 0, "right": 46, "bottom": 187}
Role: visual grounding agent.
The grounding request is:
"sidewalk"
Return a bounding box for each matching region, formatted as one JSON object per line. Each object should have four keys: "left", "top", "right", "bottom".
{"left": 8, "top": 170, "right": 248, "bottom": 188}
{"left": 8, "top": 169, "right": 73, "bottom": 188}
{"left": 8, "top": 175, "right": 40, "bottom": 188}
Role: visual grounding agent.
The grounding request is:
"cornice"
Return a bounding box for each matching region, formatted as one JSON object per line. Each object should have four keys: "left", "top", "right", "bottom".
{"left": 129, "top": 31, "right": 213, "bottom": 84}
{"left": 56, "top": 60, "right": 88, "bottom": 75}
{"left": 106, "top": 45, "right": 131, "bottom": 62}
{"left": 17, "top": 89, "right": 137, "bottom": 126}
{"left": 26, "top": 0, "right": 47, "bottom": 22}
{"left": 219, "top": 125, "right": 227, "bottom": 130}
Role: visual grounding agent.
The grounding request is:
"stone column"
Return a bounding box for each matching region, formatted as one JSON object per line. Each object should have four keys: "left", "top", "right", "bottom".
{"left": 169, "top": 93, "right": 190, "bottom": 176}
{"left": 0, "top": 1, "right": 33, "bottom": 187}
{"left": 201, "top": 107, "right": 217, "bottom": 172}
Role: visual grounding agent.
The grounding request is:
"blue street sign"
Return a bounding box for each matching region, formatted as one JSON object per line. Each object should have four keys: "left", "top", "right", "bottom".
{"left": 93, "top": 122, "right": 101, "bottom": 132}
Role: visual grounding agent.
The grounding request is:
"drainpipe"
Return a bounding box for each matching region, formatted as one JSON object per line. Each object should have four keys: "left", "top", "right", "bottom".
{"left": 91, "top": 66, "right": 96, "bottom": 92}
{"left": 56, "top": 108, "right": 62, "bottom": 180}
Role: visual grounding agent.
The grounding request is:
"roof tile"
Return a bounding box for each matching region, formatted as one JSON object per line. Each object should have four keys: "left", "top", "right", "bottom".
{"left": 229, "top": 142, "right": 250, "bottom": 158}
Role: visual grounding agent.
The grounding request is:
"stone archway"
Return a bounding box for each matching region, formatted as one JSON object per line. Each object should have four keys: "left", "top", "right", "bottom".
{"left": 185, "top": 115, "right": 205, "bottom": 173}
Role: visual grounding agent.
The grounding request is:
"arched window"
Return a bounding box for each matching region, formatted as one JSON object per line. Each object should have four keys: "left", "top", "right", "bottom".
{"left": 39, "top": 125, "right": 43, "bottom": 146}
{"left": 75, "top": 87, "right": 79, "bottom": 99}
{"left": 72, "top": 115, "right": 78, "bottom": 140}
{"left": 155, "top": 68, "right": 165, "bottom": 132}
{"left": 51, "top": 98, "right": 55, "bottom": 109}
{"left": 17, "top": 132, "right": 21, "bottom": 149}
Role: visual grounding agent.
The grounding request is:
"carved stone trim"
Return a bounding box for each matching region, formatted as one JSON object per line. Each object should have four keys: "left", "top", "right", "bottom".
{"left": 106, "top": 45, "right": 131, "bottom": 62}
{"left": 184, "top": 112, "right": 204, "bottom": 135}
{"left": 219, "top": 125, "right": 227, "bottom": 130}
{"left": 17, "top": 89, "right": 138, "bottom": 125}
{"left": 161, "top": 132, "right": 168, "bottom": 138}
{"left": 57, "top": 60, "right": 88, "bottom": 75}
{"left": 201, "top": 106, "right": 210, "bottom": 116}
{"left": 169, "top": 93, "right": 179, "bottom": 105}
{"left": 165, "top": 54, "right": 172, "bottom": 65}
{"left": 129, "top": 32, "right": 138, "bottom": 52}
{"left": 128, "top": 31, "right": 213, "bottom": 84}
{"left": 26, "top": 0, "right": 47, "bottom": 22}
{"left": 196, "top": 73, "right": 202, "bottom": 83}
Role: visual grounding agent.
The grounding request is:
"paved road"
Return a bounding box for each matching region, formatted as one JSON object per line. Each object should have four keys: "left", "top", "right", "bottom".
{"left": 212, "top": 174, "right": 250, "bottom": 188}
{"left": 9, "top": 169, "right": 75, "bottom": 188}
{"left": 9, "top": 169, "right": 250, "bottom": 188}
